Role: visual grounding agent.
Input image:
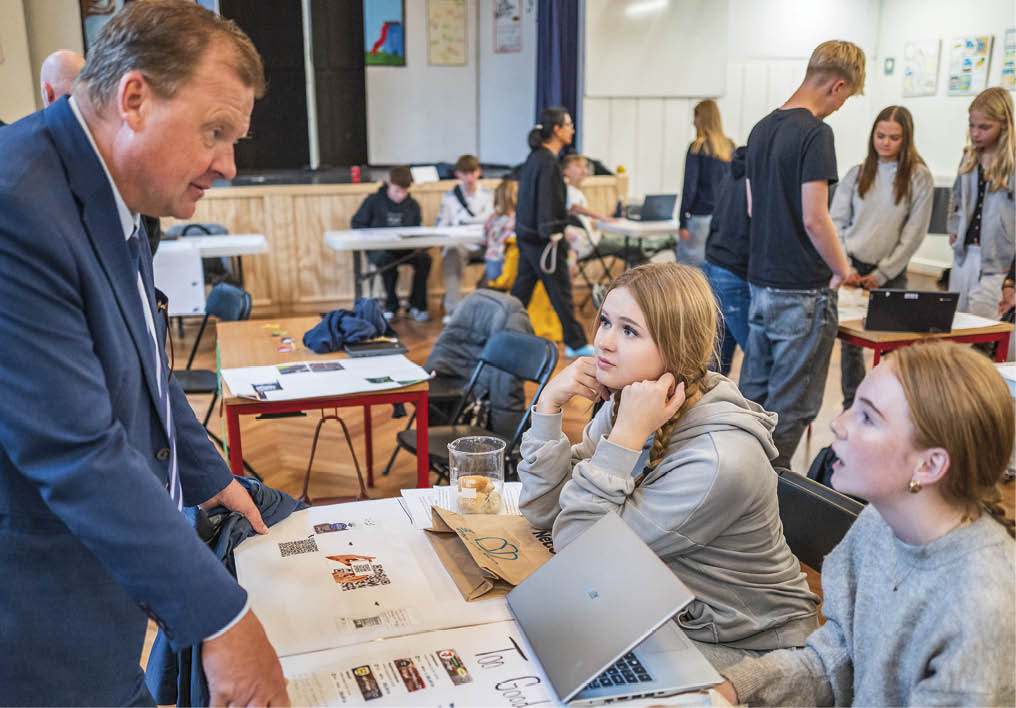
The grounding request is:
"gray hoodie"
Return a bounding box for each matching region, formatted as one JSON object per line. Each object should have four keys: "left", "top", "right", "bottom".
{"left": 518, "top": 372, "right": 820, "bottom": 650}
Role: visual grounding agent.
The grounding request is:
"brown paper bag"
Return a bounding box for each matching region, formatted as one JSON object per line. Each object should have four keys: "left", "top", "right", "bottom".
{"left": 425, "top": 506, "right": 554, "bottom": 602}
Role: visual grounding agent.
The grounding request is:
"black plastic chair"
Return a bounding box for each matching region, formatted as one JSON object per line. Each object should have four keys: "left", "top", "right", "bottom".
{"left": 395, "top": 330, "right": 558, "bottom": 485}
{"left": 381, "top": 372, "right": 467, "bottom": 476}
{"left": 173, "top": 283, "right": 258, "bottom": 478}
{"left": 775, "top": 468, "right": 865, "bottom": 571}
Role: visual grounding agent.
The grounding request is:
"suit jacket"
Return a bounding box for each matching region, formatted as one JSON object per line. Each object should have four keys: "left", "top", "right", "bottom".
{"left": 0, "top": 98, "right": 247, "bottom": 705}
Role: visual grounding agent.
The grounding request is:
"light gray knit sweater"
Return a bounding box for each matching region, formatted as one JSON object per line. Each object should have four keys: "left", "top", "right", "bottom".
{"left": 724, "top": 505, "right": 1016, "bottom": 706}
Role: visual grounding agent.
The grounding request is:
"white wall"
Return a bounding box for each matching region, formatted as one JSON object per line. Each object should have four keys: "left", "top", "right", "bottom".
{"left": 581, "top": 0, "right": 883, "bottom": 200}
{"left": 366, "top": 0, "right": 538, "bottom": 166}
{"left": 0, "top": 1, "right": 38, "bottom": 124}
{"left": 23, "top": 0, "right": 84, "bottom": 111}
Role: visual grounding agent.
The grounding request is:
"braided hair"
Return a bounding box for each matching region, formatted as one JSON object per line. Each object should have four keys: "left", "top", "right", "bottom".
{"left": 891, "top": 341, "right": 1015, "bottom": 538}
{"left": 602, "top": 263, "right": 720, "bottom": 472}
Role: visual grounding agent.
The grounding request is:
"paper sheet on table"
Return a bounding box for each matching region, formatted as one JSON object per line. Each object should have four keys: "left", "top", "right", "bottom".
{"left": 221, "top": 355, "right": 430, "bottom": 401}
{"left": 837, "top": 287, "right": 869, "bottom": 323}
{"left": 997, "top": 362, "right": 1016, "bottom": 383}
{"left": 400, "top": 482, "right": 523, "bottom": 530}
{"left": 282, "top": 620, "right": 556, "bottom": 707}
{"left": 233, "top": 498, "right": 511, "bottom": 657}
{"left": 951, "top": 312, "right": 1004, "bottom": 330}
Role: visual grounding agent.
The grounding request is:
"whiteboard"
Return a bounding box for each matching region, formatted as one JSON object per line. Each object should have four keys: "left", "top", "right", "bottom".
{"left": 584, "top": 0, "right": 728, "bottom": 98}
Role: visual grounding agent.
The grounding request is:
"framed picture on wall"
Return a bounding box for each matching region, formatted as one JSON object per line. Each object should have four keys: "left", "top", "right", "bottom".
{"left": 494, "top": 0, "right": 523, "bottom": 53}
{"left": 364, "top": 0, "right": 406, "bottom": 67}
{"left": 902, "top": 39, "right": 940, "bottom": 97}
{"left": 427, "top": 0, "right": 467, "bottom": 66}
{"left": 947, "top": 35, "right": 993, "bottom": 95}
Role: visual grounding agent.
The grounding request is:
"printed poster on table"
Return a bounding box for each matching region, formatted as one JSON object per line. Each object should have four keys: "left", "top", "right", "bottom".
{"left": 494, "top": 0, "right": 523, "bottom": 53}
{"left": 902, "top": 39, "right": 940, "bottom": 97}
{"left": 282, "top": 621, "right": 556, "bottom": 707}
{"left": 947, "top": 35, "right": 994, "bottom": 95}
{"left": 427, "top": 0, "right": 467, "bottom": 66}
{"left": 1003, "top": 29, "right": 1016, "bottom": 91}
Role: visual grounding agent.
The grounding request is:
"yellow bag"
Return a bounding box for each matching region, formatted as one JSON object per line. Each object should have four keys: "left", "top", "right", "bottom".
{"left": 487, "top": 239, "right": 562, "bottom": 342}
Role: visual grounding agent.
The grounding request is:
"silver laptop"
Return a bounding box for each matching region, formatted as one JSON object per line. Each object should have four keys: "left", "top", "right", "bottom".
{"left": 627, "top": 193, "right": 677, "bottom": 221}
{"left": 506, "top": 513, "right": 721, "bottom": 705}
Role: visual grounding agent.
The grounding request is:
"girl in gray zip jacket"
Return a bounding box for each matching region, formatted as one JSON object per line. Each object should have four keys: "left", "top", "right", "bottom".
{"left": 518, "top": 263, "right": 819, "bottom": 664}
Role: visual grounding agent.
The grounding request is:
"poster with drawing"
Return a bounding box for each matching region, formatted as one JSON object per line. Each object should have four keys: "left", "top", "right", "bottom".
{"left": 903, "top": 39, "right": 940, "bottom": 97}
{"left": 947, "top": 35, "right": 994, "bottom": 95}
{"left": 427, "top": 0, "right": 467, "bottom": 66}
{"left": 494, "top": 0, "right": 523, "bottom": 53}
{"left": 1003, "top": 29, "right": 1015, "bottom": 91}
{"left": 364, "top": 0, "right": 406, "bottom": 66}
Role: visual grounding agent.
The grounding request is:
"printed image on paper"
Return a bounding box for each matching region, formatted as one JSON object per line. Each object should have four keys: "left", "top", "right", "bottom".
{"left": 947, "top": 35, "right": 994, "bottom": 95}
{"left": 903, "top": 39, "right": 940, "bottom": 97}
{"left": 494, "top": 0, "right": 523, "bottom": 53}
{"left": 1003, "top": 29, "right": 1015, "bottom": 91}
{"left": 427, "top": 0, "right": 467, "bottom": 66}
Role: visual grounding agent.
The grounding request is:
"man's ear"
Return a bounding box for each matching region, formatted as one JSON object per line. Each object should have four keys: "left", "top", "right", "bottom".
{"left": 117, "top": 70, "right": 150, "bottom": 131}
{"left": 828, "top": 77, "right": 849, "bottom": 97}
{"left": 913, "top": 447, "right": 951, "bottom": 487}
{"left": 42, "top": 82, "right": 55, "bottom": 106}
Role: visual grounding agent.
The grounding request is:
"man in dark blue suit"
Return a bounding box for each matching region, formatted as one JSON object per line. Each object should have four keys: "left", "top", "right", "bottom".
{"left": 0, "top": 1, "right": 289, "bottom": 705}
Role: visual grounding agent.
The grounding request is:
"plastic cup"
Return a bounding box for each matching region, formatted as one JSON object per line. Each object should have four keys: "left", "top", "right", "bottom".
{"left": 448, "top": 436, "right": 505, "bottom": 514}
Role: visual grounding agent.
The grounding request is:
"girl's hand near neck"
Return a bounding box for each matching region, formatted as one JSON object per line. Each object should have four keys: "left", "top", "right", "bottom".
{"left": 608, "top": 375, "right": 687, "bottom": 451}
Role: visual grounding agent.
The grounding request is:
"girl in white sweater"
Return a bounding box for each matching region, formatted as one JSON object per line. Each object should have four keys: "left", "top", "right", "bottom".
{"left": 830, "top": 105, "right": 934, "bottom": 407}
{"left": 718, "top": 340, "right": 1015, "bottom": 706}
{"left": 518, "top": 263, "right": 819, "bottom": 664}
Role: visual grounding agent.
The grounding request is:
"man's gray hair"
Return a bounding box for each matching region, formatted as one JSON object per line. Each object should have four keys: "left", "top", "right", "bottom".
{"left": 76, "top": 0, "right": 265, "bottom": 108}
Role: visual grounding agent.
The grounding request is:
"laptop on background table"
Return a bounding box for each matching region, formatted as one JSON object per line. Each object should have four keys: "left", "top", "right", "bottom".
{"left": 626, "top": 194, "right": 678, "bottom": 222}
{"left": 506, "top": 513, "right": 721, "bottom": 705}
{"left": 864, "top": 289, "right": 959, "bottom": 333}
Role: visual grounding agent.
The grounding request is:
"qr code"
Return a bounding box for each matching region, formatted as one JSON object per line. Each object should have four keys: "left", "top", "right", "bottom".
{"left": 339, "top": 564, "right": 391, "bottom": 592}
{"left": 352, "top": 615, "right": 384, "bottom": 629}
{"left": 278, "top": 538, "right": 319, "bottom": 558}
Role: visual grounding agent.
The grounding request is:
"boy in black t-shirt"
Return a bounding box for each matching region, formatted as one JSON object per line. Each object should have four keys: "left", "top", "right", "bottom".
{"left": 351, "top": 165, "right": 431, "bottom": 321}
{"left": 740, "top": 40, "right": 864, "bottom": 469}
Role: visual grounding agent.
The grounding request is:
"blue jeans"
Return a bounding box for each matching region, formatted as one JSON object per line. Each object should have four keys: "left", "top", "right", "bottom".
{"left": 703, "top": 261, "right": 750, "bottom": 375}
{"left": 840, "top": 260, "right": 907, "bottom": 407}
{"left": 675, "top": 214, "right": 710, "bottom": 267}
{"left": 739, "top": 285, "right": 838, "bottom": 470}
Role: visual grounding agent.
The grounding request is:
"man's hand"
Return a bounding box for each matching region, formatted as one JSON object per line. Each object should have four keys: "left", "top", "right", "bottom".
{"left": 201, "top": 479, "right": 268, "bottom": 534}
{"left": 715, "top": 679, "right": 738, "bottom": 704}
{"left": 678, "top": 227, "right": 692, "bottom": 242}
{"left": 203, "top": 610, "right": 289, "bottom": 707}
{"left": 842, "top": 271, "right": 862, "bottom": 288}
{"left": 1000, "top": 286, "right": 1015, "bottom": 316}
{"left": 858, "top": 273, "right": 880, "bottom": 291}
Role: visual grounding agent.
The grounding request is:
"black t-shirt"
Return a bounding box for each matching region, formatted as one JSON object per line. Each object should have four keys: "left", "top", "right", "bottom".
{"left": 746, "top": 108, "right": 838, "bottom": 289}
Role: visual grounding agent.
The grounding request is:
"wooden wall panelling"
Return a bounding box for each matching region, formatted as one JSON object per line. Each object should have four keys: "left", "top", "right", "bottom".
{"left": 163, "top": 175, "right": 631, "bottom": 314}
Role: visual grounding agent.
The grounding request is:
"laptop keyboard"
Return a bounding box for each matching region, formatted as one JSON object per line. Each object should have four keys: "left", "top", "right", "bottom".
{"left": 585, "top": 652, "right": 653, "bottom": 689}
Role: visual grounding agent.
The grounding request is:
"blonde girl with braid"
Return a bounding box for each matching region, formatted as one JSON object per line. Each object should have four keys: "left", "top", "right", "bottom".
{"left": 518, "top": 263, "right": 820, "bottom": 668}
{"left": 718, "top": 340, "right": 1015, "bottom": 706}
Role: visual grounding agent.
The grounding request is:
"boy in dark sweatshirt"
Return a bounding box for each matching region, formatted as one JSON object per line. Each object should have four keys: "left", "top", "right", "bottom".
{"left": 351, "top": 165, "right": 431, "bottom": 321}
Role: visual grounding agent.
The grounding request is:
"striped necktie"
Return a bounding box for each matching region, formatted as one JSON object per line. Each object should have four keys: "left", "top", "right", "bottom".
{"left": 127, "top": 233, "right": 183, "bottom": 510}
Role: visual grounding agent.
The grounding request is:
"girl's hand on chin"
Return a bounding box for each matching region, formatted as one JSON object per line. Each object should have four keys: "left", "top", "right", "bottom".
{"left": 609, "top": 375, "right": 685, "bottom": 450}
{"left": 534, "top": 356, "right": 607, "bottom": 414}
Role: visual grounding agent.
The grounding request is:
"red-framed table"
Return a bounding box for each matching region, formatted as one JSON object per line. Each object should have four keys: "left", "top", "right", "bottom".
{"left": 217, "top": 317, "right": 430, "bottom": 488}
{"left": 838, "top": 318, "right": 1013, "bottom": 364}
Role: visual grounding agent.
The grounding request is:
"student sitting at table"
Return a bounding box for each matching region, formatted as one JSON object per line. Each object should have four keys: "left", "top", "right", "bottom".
{"left": 518, "top": 262, "right": 820, "bottom": 668}
{"left": 436, "top": 154, "right": 494, "bottom": 324}
{"left": 717, "top": 340, "right": 1015, "bottom": 706}
{"left": 352, "top": 165, "right": 431, "bottom": 322}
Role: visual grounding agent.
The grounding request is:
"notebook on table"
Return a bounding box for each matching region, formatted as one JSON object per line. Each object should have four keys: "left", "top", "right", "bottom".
{"left": 506, "top": 512, "right": 721, "bottom": 705}
{"left": 863, "top": 289, "right": 959, "bottom": 333}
